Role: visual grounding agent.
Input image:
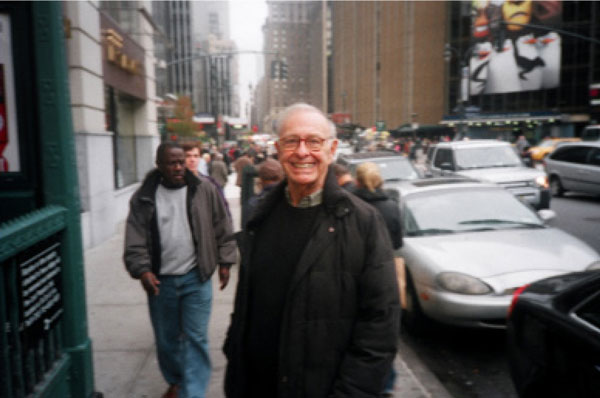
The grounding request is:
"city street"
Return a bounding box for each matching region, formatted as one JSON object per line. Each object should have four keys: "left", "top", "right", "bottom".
{"left": 85, "top": 173, "right": 451, "bottom": 398}
{"left": 399, "top": 193, "right": 600, "bottom": 398}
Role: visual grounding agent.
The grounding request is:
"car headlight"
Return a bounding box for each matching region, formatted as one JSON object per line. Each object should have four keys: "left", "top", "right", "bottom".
{"left": 437, "top": 272, "right": 492, "bottom": 295}
{"left": 534, "top": 175, "right": 549, "bottom": 189}
{"left": 586, "top": 261, "right": 600, "bottom": 271}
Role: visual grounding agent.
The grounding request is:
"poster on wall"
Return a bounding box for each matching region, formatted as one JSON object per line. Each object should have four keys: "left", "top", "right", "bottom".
{"left": 469, "top": 1, "right": 562, "bottom": 95}
{"left": 0, "top": 14, "right": 20, "bottom": 172}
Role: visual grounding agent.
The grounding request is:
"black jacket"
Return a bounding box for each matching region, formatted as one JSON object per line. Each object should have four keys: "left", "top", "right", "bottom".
{"left": 353, "top": 187, "right": 402, "bottom": 250}
{"left": 224, "top": 167, "right": 400, "bottom": 398}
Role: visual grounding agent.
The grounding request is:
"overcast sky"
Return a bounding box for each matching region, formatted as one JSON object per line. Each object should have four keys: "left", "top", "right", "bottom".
{"left": 229, "top": 0, "right": 268, "bottom": 121}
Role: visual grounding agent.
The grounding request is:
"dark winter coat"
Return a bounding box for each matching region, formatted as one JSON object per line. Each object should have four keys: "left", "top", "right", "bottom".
{"left": 123, "top": 169, "right": 237, "bottom": 281}
{"left": 223, "top": 166, "right": 400, "bottom": 398}
{"left": 353, "top": 187, "right": 403, "bottom": 250}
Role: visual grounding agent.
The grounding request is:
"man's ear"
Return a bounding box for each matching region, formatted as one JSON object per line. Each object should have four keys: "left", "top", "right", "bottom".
{"left": 330, "top": 139, "right": 339, "bottom": 157}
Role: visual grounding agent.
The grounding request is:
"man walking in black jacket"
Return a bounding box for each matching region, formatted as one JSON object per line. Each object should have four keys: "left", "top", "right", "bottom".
{"left": 224, "top": 103, "right": 399, "bottom": 398}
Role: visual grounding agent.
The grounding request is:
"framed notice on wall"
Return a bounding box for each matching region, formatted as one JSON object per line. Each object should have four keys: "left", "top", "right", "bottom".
{"left": 17, "top": 235, "right": 63, "bottom": 341}
{"left": 0, "top": 13, "right": 20, "bottom": 172}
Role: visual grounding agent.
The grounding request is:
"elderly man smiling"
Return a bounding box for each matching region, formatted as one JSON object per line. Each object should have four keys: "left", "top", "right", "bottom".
{"left": 224, "top": 103, "right": 399, "bottom": 398}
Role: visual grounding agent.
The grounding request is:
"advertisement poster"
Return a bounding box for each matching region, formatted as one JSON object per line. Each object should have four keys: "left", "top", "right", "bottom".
{"left": 0, "top": 14, "right": 20, "bottom": 172}
{"left": 469, "top": 1, "right": 562, "bottom": 95}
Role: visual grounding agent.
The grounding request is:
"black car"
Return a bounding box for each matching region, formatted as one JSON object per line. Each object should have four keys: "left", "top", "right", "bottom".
{"left": 336, "top": 151, "right": 421, "bottom": 184}
{"left": 507, "top": 270, "right": 600, "bottom": 398}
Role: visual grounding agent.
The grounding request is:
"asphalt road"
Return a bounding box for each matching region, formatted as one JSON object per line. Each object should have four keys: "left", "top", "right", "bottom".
{"left": 401, "top": 192, "right": 600, "bottom": 397}
{"left": 549, "top": 193, "right": 600, "bottom": 253}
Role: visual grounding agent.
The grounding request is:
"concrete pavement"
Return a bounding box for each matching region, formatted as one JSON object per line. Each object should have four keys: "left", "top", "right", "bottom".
{"left": 84, "top": 173, "right": 451, "bottom": 398}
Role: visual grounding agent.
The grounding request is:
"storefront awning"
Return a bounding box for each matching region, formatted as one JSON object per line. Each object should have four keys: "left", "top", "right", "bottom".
{"left": 440, "top": 112, "right": 567, "bottom": 126}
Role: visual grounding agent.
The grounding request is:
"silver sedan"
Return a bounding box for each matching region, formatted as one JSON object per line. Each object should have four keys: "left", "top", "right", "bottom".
{"left": 393, "top": 178, "right": 600, "bottom": 330}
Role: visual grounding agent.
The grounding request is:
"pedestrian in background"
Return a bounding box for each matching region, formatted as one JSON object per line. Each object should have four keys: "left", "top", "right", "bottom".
{"left": 233, "top": 151, "right": 252, "bottom": 187}
{"left": 210, "top": 153, "right": 229, "bottom": 190}
{"left": 332, "top": 163, "right": 357, "bottom": 193}
{"left": 354, "top": 161, "right": 403, "bottom": 396}
{"left": 224, "top": 103, "right": 399, "bottom": 398}
{"left": 124, "top": 142, "right": 237, "bottom": 398}
{"left": 183, "top": 142, "right": 202, "bottom": 178}
{"left": 244, "top": 158, "right": 284, "bottom": 227}
{"left": 354, "top": 162, "right": 402, "bottom": 249}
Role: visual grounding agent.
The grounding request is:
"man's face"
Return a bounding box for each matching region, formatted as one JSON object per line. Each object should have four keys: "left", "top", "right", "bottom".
{"left": 158, "top": 147, "right": 186, "bottom": 187}
{"left": 184, "top": 147, "right": 200, "bottom": 173}
{"left": 275, "top": 110, "right": 337, "bottom": 192}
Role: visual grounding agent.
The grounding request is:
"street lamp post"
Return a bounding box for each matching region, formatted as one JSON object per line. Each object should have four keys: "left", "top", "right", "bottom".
{"left": 444, "top": 43, "right": 472, "bottom": 139}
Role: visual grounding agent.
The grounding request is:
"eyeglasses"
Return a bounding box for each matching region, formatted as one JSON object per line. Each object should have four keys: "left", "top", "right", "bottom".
{"left": 278, "top": 136, "right": 331, "bottom": 151}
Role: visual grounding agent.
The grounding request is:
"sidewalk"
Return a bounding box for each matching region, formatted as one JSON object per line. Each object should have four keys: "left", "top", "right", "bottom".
{"left": 84, "top": 174, "right": 451, "bottom": 398}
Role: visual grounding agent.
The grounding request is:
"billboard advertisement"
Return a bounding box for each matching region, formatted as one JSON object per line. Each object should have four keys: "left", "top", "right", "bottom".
{"left": 469, "top": 1, "right": 562, "bottom": 95}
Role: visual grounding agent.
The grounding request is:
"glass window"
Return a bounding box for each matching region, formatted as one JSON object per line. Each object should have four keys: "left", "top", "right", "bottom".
{"left": 0, "top": 14, "right": 21, "bottom": 173}
{"left": 551, "top": 146, "right": 590, "bottom": 164}
{"left": 433, "top": 148, "right": 454, "bottom": 169}
{"left": 587, "top": 148, "right": 600, "bottom": 167}
{"left": 574, "top": 291, "right": 600, "bottom": 329}
{"left": 105, "top": 86, "right": 138, "bottom": 189}
{"left": 403, "top": 188, "right": 542, "bottom": 237}
{"left": 454, "top": 146, "right": 522, "bottom": 169}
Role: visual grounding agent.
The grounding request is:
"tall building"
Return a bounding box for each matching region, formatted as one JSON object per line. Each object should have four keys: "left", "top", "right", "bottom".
{"left": 444, "top": 1, "right": 600, "bottom": 141}
{"left": 67, "top": 1, "right": 159, "bottom": 248}
{"left": 192, "top": 1, "right": 240, "bottom": 117}
{"left": 152, "top": 1, "right": 194, "bottom": 99}
{"left": 332, "top": 1, "right": 600, "bottom": 141}
{"left": 259, "top": 1, "right": 328, "bottom": 133}
{"left": 331, "top": 1, "right": 446, "bottom": 130}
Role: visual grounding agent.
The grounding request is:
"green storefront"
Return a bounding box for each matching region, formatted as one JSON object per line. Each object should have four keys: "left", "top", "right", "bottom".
{"left": 0, "top": 2, "right": 97, "bottom": 397}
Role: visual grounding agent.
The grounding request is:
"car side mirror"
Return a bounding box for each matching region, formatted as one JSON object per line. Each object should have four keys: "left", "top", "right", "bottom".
{"left": 537, "top": 209, "right": 556, "bottom": 222}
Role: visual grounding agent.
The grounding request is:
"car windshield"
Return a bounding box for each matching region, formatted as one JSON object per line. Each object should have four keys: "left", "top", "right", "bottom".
{"left": 455, "top": 146, "right": 522, "bottom": 169}
{"left": 351, "top": 158, "right": 419, "bottom": 181}
{"left": 403, "top": 188, "right": 543, "bottom": 236}
{"left": 375, "top": 158, "right": 420, "bottom": 181}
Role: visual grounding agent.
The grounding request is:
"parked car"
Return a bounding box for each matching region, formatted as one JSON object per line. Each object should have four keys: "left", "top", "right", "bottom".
{"left": 528, "top": 137, "right": 581, "bottom": 162}
{"left": 581, "top": 124, "right": 600, "bottom": 141}
{"left": 336, "top": 151, "right": 421, "bottom": 183}
{"left": 427, "top": 140, "right": 551, "bottom": 209}
{"left": 544, "top": 141, "right": 600, "bottom": 197}
{"left": 389, "top": 178, "right": 599, "bottom": 331}
{"left": 507, "top": 270, "right": 600, "bottom": 398}
{"left": 334, "top": 140, "right": 354, "bottom": 159}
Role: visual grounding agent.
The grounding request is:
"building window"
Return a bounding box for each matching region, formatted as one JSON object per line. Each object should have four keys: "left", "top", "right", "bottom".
{"left": 105, "top": 86, "right": 139, "bottom": 189}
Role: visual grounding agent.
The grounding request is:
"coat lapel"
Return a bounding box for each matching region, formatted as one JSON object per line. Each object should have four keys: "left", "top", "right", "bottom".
{"left": 286, "top": 210, "right": 337, "bottom": 297}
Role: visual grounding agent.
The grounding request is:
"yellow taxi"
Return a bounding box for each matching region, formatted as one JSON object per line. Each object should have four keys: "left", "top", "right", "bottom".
{"left": 528, "top": 137, "right": 581, "bottom": 161}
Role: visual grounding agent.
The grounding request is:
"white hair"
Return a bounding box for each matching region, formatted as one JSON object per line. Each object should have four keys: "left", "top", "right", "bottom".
{"left": 275, "top": 103, "right": 337, "bottom": 138}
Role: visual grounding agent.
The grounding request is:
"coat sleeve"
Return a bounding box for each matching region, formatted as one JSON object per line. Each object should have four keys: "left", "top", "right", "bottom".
{"left": 123, "top": 196, "right": 153, "bottom": 279}
{"left": 210, "top": 184, "right": 238, "bottom": 266}
{"left": 332, "top": 211, "right": 400, "bottom": 398}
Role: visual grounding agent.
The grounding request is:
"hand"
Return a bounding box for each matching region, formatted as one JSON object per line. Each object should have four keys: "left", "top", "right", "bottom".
{"left": 141, "top": 271, "right": 160, "bottom": 296}
{"left": 218, "top": 265, "right": 230, "bottom": 290}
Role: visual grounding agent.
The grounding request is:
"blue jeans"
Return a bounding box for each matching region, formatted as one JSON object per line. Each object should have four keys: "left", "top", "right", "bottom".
{"left": 148, "top": 269, "right": 213, "bottom": 398}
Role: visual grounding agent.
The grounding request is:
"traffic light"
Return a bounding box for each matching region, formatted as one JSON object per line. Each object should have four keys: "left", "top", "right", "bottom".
{"left": 280, "top": 61, "right": 288, "bottom": 80}
{"left": 271, "top": 60, "right": 280, "bottom": 79}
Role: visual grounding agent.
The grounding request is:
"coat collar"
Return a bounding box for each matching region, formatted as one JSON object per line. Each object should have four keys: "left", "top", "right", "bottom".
{"left": 247, "top": 165, "right": 353, "bottom": 229}
{"left": 138, "top": 168, "right": 201, "bottom": 201}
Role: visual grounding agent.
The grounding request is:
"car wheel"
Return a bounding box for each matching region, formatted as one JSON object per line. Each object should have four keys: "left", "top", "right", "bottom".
{"left": 550, "top": 176, "right": 564, "bottom": 197}
{"left": 401, "top": 271, "right": 428, "bottom": 335}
